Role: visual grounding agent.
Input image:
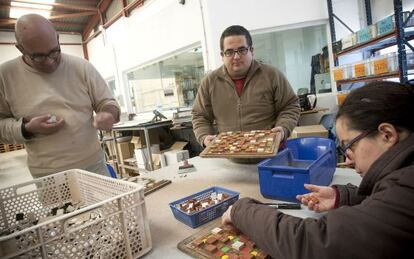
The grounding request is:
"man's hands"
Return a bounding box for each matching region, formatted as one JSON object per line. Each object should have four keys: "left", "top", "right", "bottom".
{"left": 271, "top": 126, "right": 285, "bottom": 141}
{"left": 93, "top": 111, "right": 116, "bottom": 130}
{"left": 203, "top": 134, "right": 217, "bottom": 147}
{"left": 24, "top": 114, "right": 65, "bottom": 136}
{"left": 296, "top": 184, "right": 336, "bottom": 212}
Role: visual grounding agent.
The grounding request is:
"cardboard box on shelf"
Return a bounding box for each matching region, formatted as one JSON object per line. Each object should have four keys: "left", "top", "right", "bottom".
{"left": 152, "top": 154, "right": 162, "bottom": 170}
{"left": 164, "top": 150, "right": 189, "bottom": 166}
{"left": 161, "top": 141, "right": 189, "bottom": 167}
{"left": 134, "top": 144, "right": 161, "bottom": 168}
{"left": 130, "top": 136, "right": 142, "bottom": 149}
{"left": 290, "top": 125, "right": 328, "bottom": 139}
{"left": 105, "top": 141, "right": 116, "bottom": 159}
{"left": 117, "top": 141, "right": 135, "bottom": 162}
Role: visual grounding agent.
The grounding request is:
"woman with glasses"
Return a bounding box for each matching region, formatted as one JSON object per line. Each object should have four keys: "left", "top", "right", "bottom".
{"left": 222, "top": 81, "right": 414, "bottom": 258}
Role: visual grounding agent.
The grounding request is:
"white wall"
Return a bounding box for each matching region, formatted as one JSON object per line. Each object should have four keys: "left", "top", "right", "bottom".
{"left": 0, "top": 31, "right": 84, "bottom": 64}
{"left": 87, "top": 0, "right": 204, "bottom": 111}
{"left": 372, "top": 0, "right": 414, "bottom": 23}
{"left": 330, "top": 0, "right": 362, "bottom": 40}
{"left": 88, "top": 0, "right": 330, "bottom": 76}
{"left": 0, "top": 32, "right": 20, "bottom": 64}
{"left": 59, "top": 34, "right": 84, "bottom": 57}
{"left": 200, "top": 0, "right": 329, "bottom": 69}
{"left": 106, "top": 0, "right": 203, "bottom": 73}
{"left": 86, "top": 0, "right": 332, "bottom": 113}
{"left": 86, "top": 0, "right": 413, "bottom": 116}
{"left": 87, "top": 33, "right": 115, "bottom": 78}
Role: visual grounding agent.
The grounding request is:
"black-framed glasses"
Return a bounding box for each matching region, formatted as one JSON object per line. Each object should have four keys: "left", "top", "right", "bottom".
{"left": 339, "top": 129, "right": 376, "bottom": 159}
{"left": 19, "top": 45, "right": 61, "bottom": 63}
{"left": 222, "top": 46, "right": 250, "bottom": 57}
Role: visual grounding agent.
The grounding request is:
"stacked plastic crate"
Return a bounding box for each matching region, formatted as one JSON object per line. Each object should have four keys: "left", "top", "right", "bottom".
{"left": 0, "top": 144, "right": 25, "bottom": 153}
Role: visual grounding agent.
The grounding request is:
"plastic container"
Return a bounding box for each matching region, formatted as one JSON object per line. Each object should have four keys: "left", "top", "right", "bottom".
{"left": 332, "top": 66, "right": 344, "bottom": 81}
{"left": 257, "top": 137, "right": 336, "bottom": 202}
{"left": 352, "top": 60, "right": 370, "bottom": 78}
{"left": 341, "top": 33, "right": 356, "bottom": 49}
{"left": 376, "top": 15, "right": 394, "bottom": 36}
{"left": 357, "top": 24, "right": 377, "bottom": 44}
{"left": 407, "top": 51, "right": 414, "bottom": 70}
{"left": 387, "top": 52, "right": 398, "bottom": 72}
{"left": 0, "top": 169, "right": 152, "bottom": 259}
{"left": 342, "top": 64, "right": 353, "bottom": 80}
{"left": 336, "top": 91, "right": 349, "bottom": 106}
{"left": 169, "top": 186, "right": 239, "bottom": 228}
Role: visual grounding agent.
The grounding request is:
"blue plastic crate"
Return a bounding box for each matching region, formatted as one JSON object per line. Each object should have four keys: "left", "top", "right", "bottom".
{"left": 257, "top": 137, "right": 336, "bottom": 202}
{"left": 169, "top": 186, "right": 239, "bottom": 228}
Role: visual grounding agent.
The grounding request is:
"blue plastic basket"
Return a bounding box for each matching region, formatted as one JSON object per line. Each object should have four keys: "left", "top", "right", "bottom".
{"left": 169, "top": 186, "right": 239, "bottom": 228}
{"left": 257, "top": 137, "right": 336, "bottom": 202}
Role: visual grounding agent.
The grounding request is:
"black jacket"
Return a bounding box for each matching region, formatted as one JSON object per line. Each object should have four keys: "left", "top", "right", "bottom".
{"left": 231, "top": 133, "right": 414, "bottom": 259}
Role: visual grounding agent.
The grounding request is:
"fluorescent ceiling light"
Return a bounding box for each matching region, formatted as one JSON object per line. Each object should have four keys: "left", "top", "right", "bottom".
{"left": 9, "top": 1, "right": 55, "bottom": 19}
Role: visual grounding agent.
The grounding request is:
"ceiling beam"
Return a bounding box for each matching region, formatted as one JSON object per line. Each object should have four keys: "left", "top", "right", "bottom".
{"left": 0, "top": 18, "right": 86, "bottom": 28}
{"left": 49, "top": 11, "right": 96, "bottom": 20}
{"left": 0, "top": 19, "right": 16, "bottom": 26}
{"left": 120, "top": 0, "right": 127, "bottom": 17}
{"left": 11, "top": 0, "right": 98, "bottom": 12}
{"left": 82, "top": 0, "right": 113, "bottom": 40}
{"left": 103, "top": 0, "right": 143, "bottom": 28}
{"left": 0, "top": 5, "right": 97, "bottom": 18}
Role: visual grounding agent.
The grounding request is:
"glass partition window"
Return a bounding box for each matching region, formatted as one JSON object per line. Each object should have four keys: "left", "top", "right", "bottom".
{"left": 252, "top": 24, "right": 331, "bottom": 94}
{"left": 126, "top": 48, "right": 204, "bottom": 113}
{"left": 106, "top": 78, "right": 125, "bottom": 112}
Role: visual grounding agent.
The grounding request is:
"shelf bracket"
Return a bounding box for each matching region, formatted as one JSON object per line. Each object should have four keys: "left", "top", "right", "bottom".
{"left": 403, "top": 9, "right": 414, "bottom": 28}
{"left": 365, "top": 0, "right": 373, "bottom": 25}
{"left": 394, "top": 0, "right": 408, "bottom": 83}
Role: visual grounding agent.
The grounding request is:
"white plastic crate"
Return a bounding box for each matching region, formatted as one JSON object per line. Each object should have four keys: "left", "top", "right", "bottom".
{"left": 0, "top": 169, "right": 152, "bottom": 259}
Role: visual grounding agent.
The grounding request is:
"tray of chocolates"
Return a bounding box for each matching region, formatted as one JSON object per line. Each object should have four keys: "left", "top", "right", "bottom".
{"left": 200, "top": 130, "right": 282, "bottom": 158}
{"left": 177, "top": 222, "right": 270, "bottom": 258}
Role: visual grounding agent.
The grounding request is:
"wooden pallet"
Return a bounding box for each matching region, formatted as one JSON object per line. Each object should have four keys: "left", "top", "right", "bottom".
{"left": 125, "top": 176, "right": 172, "bottom": 196}
{"left": 0, "top": 143, "right": 25, "bottom": 153}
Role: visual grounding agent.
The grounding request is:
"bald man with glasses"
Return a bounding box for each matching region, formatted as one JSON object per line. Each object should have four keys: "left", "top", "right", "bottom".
{"left": 0, "top": 14, "right": 120, "bottom": 178}
{"left": 192, "top": 25, "right": 300, "bottom": 148}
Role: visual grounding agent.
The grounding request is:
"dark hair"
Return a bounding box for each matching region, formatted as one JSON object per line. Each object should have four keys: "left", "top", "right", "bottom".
{"left": 220, "top": 25, "right": 253, "bottom": 51}
{"left": 336, "top": 81, "right": 414, "bottom": 132}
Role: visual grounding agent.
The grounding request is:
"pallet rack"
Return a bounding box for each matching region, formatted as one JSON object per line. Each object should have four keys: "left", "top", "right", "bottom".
{"left": 327, "top": 0, "right": 414, "bottom": 91}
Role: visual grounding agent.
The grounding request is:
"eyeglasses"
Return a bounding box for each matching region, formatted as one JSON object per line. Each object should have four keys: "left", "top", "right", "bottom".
{"left": 222, "top": 47, "right": 250, "bottom": 57}
{"left": 339, "top": 129, "right": 376, "bottom": 159}
{"left": 19, "top": 45, "right": 61, "bottom": 63}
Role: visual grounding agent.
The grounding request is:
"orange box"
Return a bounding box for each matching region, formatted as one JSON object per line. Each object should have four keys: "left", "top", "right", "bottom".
{"left": 333, "top": 67, "right": 344, "bottom": 81}
{"left": 374, "top": 58, "right": 389, "bottom": 74}
{"left": 354, "top": 63, "right": 366, "bottom": 77}
{"left": 337, "top": 92, "right": 349, "bottom": 106}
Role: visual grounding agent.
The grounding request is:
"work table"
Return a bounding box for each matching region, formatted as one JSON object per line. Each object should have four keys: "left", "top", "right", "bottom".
{"left": 140, "top": 156, "right": 361, "bottom": 258}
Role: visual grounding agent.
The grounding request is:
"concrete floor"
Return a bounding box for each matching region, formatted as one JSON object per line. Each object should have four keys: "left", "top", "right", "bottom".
{"left": 0, "top": 149, "right": 33, "bottom": 189}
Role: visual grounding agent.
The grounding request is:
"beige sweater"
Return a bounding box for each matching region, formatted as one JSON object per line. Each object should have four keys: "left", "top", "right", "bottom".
{"left": 0, "top": 54, "right": 119, "bottom": 177}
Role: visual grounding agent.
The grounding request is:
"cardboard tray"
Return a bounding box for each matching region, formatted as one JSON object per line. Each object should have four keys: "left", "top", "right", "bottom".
{"left": 177, "top": 220, "right": 269, "bottom": 259}
{"left": 200, "top": 130, "right": 281, "bottom": 159}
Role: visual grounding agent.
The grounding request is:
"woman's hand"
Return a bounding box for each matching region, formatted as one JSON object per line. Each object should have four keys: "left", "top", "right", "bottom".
{"left": 296, "top": 184, "right": 336, "bottom": 212}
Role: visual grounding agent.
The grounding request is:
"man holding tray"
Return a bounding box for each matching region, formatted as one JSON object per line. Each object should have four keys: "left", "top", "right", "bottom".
{"left": 192, "top": 25, "right": 300, "bottom": 147}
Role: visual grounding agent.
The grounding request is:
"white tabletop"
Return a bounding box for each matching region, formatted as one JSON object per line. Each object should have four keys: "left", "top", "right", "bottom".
{"left": 140, "top": 156, "right": 361, "bottom": 258}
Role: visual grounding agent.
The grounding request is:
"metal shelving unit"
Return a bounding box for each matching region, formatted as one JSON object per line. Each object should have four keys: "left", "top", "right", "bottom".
{"left": 327, "top": 0, "right": 414, "bottom": 90}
